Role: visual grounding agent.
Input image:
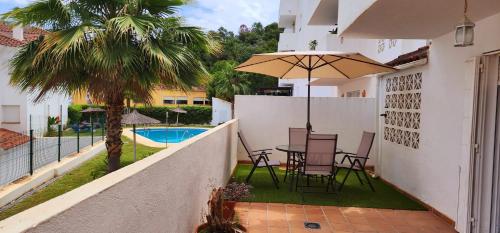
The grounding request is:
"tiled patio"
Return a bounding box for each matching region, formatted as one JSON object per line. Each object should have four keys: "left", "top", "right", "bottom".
{"left": 235, "top": 202, "right": 457, "bottom": 233}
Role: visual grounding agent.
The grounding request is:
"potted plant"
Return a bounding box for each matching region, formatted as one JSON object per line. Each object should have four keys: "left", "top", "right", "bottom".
{"left": 223, "top": 182, "right": 252, "bottom": 220}
{"left": 196, "top": 188, "right": 246, "bottom": 233}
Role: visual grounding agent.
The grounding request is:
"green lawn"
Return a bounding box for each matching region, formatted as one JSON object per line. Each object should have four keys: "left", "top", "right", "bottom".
{"left": 233, "top": 165, "right": 425, "bottom": 210}
{"left": 0, "top": 137, "right": 162, "bottom": 220}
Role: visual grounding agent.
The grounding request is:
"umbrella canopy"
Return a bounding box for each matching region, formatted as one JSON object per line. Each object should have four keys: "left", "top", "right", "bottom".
{"left": 235, "top": 51, "right": 395, "bottom": 130}
{"left": 235, "top": 51, "right": 395, "bottom": 79}
{"left": 309, "top": 78, "right": 349, "bottom": 87}
{"left": 170, "top": 108, "right": 187, "bottom": 114}
{"left": 80, "top": 107, "right": 105, "bottom": 113}
{"left": 122, "top": 110, "right": 160, "bottom": 125}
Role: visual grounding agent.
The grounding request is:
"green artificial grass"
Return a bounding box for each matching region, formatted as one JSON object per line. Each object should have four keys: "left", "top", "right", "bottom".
{"left": 233, "top": 165, "right": 426, "bottom": 210}
{"left": 0, "top": 137, "right": 162, "bottom": 220}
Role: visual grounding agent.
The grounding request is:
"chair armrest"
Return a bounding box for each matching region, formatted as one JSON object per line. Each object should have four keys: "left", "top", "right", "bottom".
{"left": 253, "top": 149, "right": 273, "bottom": 152}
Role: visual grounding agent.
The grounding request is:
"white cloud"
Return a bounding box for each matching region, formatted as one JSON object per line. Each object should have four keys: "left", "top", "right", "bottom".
{"left": 0, "top": 0, "right": 33, "bottom": 5}
{"left": 181, "top": 0, "right": 279, "bottom": 33}
{"left": 0, "top": 0, "right": 280, "bottom": 33}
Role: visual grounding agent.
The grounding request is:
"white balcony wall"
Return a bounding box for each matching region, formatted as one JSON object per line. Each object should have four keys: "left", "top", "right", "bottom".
{"left": 278, "top": 79, "right": 338, "bottom": 97}
{"left": 278, "top": 33, "right": 297, "bottom": 51}
{"left": 337, "top": 0, "right": 376, "bottom": 35}
{"left": 0, "top": 120, "right": 239, "bottom": 233}
{"left": 279, "top": 0, "right": 298, "bottom": 17}
{"left": 235, "top": 95, "right": 377, "bottom": 167}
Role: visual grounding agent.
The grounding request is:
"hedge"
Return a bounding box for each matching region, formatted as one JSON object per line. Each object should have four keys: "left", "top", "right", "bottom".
{"left": 68, "top": 105, "right": 212, "bottom": 125}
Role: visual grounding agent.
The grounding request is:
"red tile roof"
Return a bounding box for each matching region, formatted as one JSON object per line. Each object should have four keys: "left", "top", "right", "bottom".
{"left": 0, "top": 128, "right": 30, "bottom": 150}
{"left": 385, "top": 46, "right": 429, "bottom": 67}
{"left": 0, "top": 22, "right": 46, "bottom": 47}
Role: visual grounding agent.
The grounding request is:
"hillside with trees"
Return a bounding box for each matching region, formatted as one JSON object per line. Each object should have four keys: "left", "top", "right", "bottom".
{"left": 204, "top": 22, "right": 282, "bottom": 102}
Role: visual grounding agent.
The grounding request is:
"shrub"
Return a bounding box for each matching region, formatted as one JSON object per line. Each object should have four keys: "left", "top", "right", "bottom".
{"left": 67, "top": 105, "right": 106, "bottom": 125}
{"left": 135, "top": 106, "right": 212, "bottom": 125}
{"left": 68, "top": 105, "right": 212, "bottom": 125}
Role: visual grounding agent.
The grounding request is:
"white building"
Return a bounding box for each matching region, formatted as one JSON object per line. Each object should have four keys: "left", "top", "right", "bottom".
{"left": 277, "top": 0, "right": 427, "bottom": 98}
{"left": 277, "top": 0, "right": 500, "bottom": 232}
{"left": 0, "top": 23, "right": 70, "bottom": 134}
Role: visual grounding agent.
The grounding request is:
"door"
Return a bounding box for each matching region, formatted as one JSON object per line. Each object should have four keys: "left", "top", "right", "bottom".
{"left": 491, "top": 55, "right": 500, "bottom": 233}
{"left": 469, "top": 53, "right": 500, "bottom": 233}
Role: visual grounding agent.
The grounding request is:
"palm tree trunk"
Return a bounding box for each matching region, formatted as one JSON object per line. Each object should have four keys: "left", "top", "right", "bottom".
{"left": 105, "top": 96, "right": 124, "bottom": 172}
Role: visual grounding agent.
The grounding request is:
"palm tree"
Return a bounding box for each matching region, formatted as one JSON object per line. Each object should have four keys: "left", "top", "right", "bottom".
{"left": 207, "top": 60, "right": 251, "bottom": 103}
{"left": 3, "top": 0, "right": 218, "bottom": 172}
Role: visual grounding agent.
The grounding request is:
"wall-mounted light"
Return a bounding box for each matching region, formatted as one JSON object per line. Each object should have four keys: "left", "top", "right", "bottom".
{"left": 455, "top": 0, "right": 475, "bottom": 47}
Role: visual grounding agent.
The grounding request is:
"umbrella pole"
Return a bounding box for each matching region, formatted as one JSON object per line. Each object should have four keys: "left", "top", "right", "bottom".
{"left": 176, "top": 113, "right": 179, "bottom": 125}
{"left": 133, "top": 124, "right": 137, "bottom": 162}
{"left": 307, "top": 57, "right": 312, "bottom": 132}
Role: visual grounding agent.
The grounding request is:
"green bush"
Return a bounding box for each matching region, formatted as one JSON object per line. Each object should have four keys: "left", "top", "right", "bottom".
{"left": 136, "top": 105, "right": 212, "bottom": 125}
{"left": 67, "top": 104, "right": 106, "bottom": 125}
{"left": 68, "top": 105, "right": 212, "bottom": 125}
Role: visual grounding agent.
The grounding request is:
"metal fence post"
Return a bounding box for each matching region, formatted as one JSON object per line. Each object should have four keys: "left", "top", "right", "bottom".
{"left": 29, "top": 129, "right": 34, "bottom": 175}
{"left": 91, "top": 116, "right": 94, "bottom": 146}
{"left": 57, "top": 124, "right": 62, "bottom": 162}
{"left": 101, "top": 117, "right": 104, "bottom": 141}
{"left": 77, "top": 125, "right": 80, "bottom": 153}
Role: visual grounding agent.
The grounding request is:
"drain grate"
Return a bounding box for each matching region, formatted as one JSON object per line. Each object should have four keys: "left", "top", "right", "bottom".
{"left": 304, "top": 222, "right": 321, "bottom": 229}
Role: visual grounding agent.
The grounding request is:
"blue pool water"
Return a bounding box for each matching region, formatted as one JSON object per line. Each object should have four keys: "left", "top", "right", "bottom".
{"left": 135, "top": 128, "right": 208, "bottom": 143}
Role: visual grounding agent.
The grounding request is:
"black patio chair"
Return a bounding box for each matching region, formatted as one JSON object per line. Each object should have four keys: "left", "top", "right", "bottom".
{"left": 337, "top": 131, "right": 376, "bottom": 192}
{"left": 238, "top": 131, "right": 280, "bottom": 189}
{"left": 295, "top": 133, "right": 338, "bottom": 200}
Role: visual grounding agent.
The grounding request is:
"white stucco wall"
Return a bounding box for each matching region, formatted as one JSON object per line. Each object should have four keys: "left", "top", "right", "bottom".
{"left": 337, "top": 76, "right": 377, "bottom": 98}
{"left": 0, "top": 45, "right": 71, "bottom": 133}
{"left": 377, "top": 12, "right": 500, "bottom": 231}
{"left": 235, "top": 95, "right": 377, "bottom": 166}
{"left": 211, "top": 97, "right": 232, "bottom": 126}
{"left": 0, "top": 120, "right": 239, "bottom": 233}
{"left": 0, "top": 46, "right": 28, "bottom": 132}
{"left": 279, "top": 79, "right": 338, "bottom": 97}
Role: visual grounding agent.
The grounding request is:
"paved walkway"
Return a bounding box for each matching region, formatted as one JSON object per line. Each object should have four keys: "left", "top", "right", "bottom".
{"left": 235, "top": 202, "right": 456, "bottom": 233}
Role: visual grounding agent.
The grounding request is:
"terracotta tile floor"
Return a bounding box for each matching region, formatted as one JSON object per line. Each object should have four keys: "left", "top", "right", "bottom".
{"left": 235, "top": 202, "right": 457, "bottom": 233}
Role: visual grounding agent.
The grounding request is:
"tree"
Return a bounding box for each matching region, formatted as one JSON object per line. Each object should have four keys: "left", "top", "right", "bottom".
{"left": 204, "top": 22, "right": 282, "bottom": 95}
{"left": 206, "top": 60, "right": 250, "bottom": 104}
{"left": 3, "top": 0, "right": 217, "bottom": 172}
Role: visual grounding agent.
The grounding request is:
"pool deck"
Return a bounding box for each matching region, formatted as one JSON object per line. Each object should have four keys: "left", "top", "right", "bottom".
{"left": 122, "top": 126, "right": 210, "bottom": 148}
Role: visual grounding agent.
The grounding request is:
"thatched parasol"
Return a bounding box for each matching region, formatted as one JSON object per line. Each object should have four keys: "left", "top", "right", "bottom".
{"left": 80, "top": 107, "right": 105, "bottom": 113}
{"left": 169, "top": 107, "right": 187, "bottom": 125}
{"left": 122, "top": 110, "right": 160, "bottom": 161}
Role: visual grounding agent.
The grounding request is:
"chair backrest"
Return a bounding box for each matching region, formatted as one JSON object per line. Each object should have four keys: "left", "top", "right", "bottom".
{"left": 238, "top": 131, "right": 256, "bottom": 164}
{"left": 289, "top": 128, "right": 308, "bottom": 146}
{"left": 355, "top": 131, "right": 376, "bottom": 167}
{"left": 304, "top": 133, "right": 338, "bottom": 173}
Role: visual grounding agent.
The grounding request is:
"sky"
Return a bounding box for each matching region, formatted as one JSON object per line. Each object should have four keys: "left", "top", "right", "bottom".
{"left": 0, "top": 0, "right": 280, "bottom": 33}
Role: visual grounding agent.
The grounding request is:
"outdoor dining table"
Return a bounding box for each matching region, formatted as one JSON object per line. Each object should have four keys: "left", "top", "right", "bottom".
{"left": 276, "top": 145, "right": 343, "bottom": 191}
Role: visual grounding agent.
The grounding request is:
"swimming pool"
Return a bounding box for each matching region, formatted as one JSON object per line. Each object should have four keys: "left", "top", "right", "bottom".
{"left": 135, "top": 128, "right": 208, "bottom": 143}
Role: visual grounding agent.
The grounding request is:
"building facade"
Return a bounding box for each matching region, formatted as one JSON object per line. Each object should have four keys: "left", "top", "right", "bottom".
{"left": 0, "top": 23, "right": 70, "bottom": 133}
{"left": 72, "top": 87, "right": 210, "bottom": 106}
{"left": 277, "top": 0, "right": 427, "bottom": 98}
{"left": 279, "top": 0, "right": 500, "bottom": 232}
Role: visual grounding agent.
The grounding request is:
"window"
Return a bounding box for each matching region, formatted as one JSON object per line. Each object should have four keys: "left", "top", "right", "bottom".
{"left": 163, "top": 97, "right": 174, "bottom": 105}
{"left": 346, "top": 90, "right": 361, "bottom": 97}
{"left": 2, "top": 105, "right": 21, "bottom": 123}
{"left": 175, "top": 96, "right": 188, "bottom": 105}
{"left": 204, "top": 98, "right": 212, "bottom": 105}
{"left": 193, "top": 97, "right": 205, "bottom": 105}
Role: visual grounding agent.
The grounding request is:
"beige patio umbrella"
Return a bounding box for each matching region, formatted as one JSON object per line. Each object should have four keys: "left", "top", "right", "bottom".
{"left": 235, "top": 51, "right": 395, "bottom": 130}
{"left": 122, "top": 110, "right": 160, "bottom": 161}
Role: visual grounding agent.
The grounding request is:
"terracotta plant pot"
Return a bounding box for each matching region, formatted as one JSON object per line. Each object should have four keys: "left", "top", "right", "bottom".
{"left": 196, "top": 223, "right": 208, "bottom": 233}
{"left": 195, "top": 223, "right": 247, "bottom": 233}
{"left": 223, "top": 201, "right": 237, "bottom": 220}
